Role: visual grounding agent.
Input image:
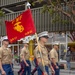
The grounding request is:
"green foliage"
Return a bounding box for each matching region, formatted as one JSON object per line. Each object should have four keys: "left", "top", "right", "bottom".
{"left": 0, "top": 10, "right": 4, "bottom": 25}
{"left": 38, "top": 0, "right": 43, "bottom": 3}
{"left": 42, "top": 5, "right": 55, "bottom": 15}
{"left": 32, "top": 2, "right": 35, "bottom": 6}
{"left": 42, "top": 5, "right": 48, "bottom": 13}
{"left": 28, "top": 0, "right": 75, "bottom": 25}
{"left": 0, "top": 10, "right": 4, "bottom": 17}
{"left": 52, "top": 13, "right": 69, "bottom": 24}
{"left": 27, "top": 0, "right": 31, "bottom": 2}
{"left": 48, "top": 8, "right": 55, "bottom": 15}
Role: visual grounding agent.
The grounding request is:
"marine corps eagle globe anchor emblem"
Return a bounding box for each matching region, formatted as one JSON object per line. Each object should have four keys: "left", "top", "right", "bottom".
{"left": 14, "top": 22, "right": 24, "bottom": 33}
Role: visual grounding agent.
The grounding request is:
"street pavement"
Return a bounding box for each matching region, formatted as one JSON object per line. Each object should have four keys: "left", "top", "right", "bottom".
{"left": 13, "top": 65, "right": 75, "bottom": 75}
{"left": 14, "top": 70, "right": 75, "bottom": 75}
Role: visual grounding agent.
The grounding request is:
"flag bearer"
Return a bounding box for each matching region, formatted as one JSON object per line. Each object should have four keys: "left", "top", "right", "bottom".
{"left": 0, "top": 36, "right": 14, "bottom": 75}
{"left": 34, "top": 31, "right": 54, "bottom": 75}
{"left": 19, "top": 36, "right": 31, "bottom": 75}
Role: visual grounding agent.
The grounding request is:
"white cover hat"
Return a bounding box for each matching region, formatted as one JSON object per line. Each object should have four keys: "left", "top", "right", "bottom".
{"left": 38, "top": 31, "right": 49, "bottom": 38}
{"left": 53, "top": 41, "right": 59, "bottom": 45}
{"left": 2, "top": 36, "right": 8, "bottom": 41}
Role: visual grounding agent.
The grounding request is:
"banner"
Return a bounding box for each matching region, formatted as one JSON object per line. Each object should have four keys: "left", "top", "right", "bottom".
{"left": 5, "top": 9, "right": 36, "bottom": 43}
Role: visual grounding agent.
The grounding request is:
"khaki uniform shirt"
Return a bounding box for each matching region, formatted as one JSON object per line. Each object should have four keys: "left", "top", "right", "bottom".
{"left": 0, "top": 46, "right": 12, "bottom": 64}
{"left": 20, "top": 47, "right": 30, "bottom": 61}
{"left": 49, "top": 48, "right": 58, "bottom": 62}
{"left": 34, "top": 43, "right": 50, "bottom": 66}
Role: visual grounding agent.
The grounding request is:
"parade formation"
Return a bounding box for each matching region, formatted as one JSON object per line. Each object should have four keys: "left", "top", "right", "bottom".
{"left": 0, "top": 1, "right": 75, "bottom": 75}
{"left": 0, "top": 31, "right": 60, "bottom": 75}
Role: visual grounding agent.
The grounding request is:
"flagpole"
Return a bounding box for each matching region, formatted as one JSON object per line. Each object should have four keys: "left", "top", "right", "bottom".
{"left": 25, "top": 2, "right": 31, "bottom": 10}
{"left": 25, "top": 2, "right": 45, "bottom": 67}
{"left": 35, "top": 33, "right": 45, "bottom": 66}
{"left": 0, "top": 36, "right": 2, "bottom": 46}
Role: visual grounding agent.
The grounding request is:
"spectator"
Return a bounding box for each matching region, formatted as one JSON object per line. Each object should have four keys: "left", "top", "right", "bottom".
{"left": 66, "top": 47, "right": 72, "bottom": 70}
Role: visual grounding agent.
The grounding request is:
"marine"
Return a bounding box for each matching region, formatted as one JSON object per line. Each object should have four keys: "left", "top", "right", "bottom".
{"left": 49, "top": 42, "right": 60, "bottom": 75}
{"left": 0, "top": 36, "right": 14, "bottom": 75}
{"left": 34, "top": 31, "right": 54, "bottom": 75}
{"left": 18, "top": 36, "right": 31, "bottom": 75}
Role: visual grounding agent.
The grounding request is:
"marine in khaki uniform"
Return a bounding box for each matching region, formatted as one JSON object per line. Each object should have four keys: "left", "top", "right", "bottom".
{"left": 49, "top": 43, "right": 60, "bottom": 75}
{"left": 34, "top": 31, "right": 54, "bottom": 75}
{"left": 18, "top": 36, "right": 31, "bottom": 75}
{"left": 0, "top": 36, "right": 14, "bottom": 75}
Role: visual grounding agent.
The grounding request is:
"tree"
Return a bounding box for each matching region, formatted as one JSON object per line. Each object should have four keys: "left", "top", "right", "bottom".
{"left": 28, "top": 0, "right": 75, "bottom": 42}
{"left": 0, "top": 10, "right": 4, "bottom": 17}
{"left": 28, "top": 0, "right": 75, "bottom": 24}
{"left": 0, "top": 10, "right": 5, "bottom": 37}
{"left": 0, "top": 10, "right": 4, "bottom": 25}
{"left": 68, "top": 31, "right": 75, "bottom": 42}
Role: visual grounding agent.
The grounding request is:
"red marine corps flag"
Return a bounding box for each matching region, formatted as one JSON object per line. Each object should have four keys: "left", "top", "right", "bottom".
{"left": 5, "top": 9, "right": 36, "bottom": 43}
